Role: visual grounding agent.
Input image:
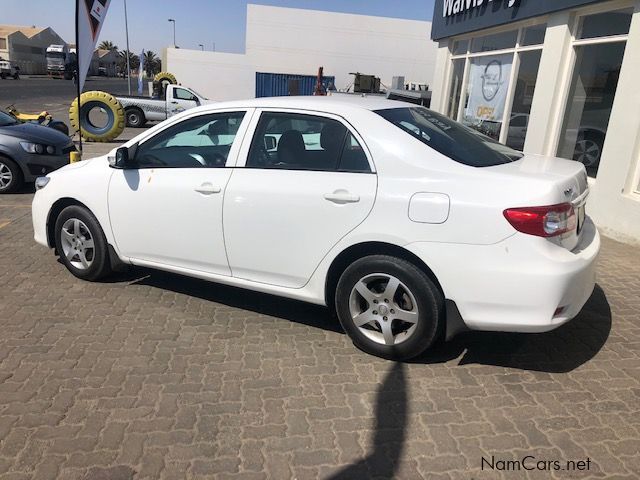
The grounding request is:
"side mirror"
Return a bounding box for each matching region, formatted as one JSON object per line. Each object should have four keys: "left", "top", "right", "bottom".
{"left": 109, "top": 145, "right": 138, "bottom": 169}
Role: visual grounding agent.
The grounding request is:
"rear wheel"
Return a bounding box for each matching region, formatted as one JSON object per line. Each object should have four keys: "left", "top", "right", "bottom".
{"left": 54, "top": 206, "right": 112, "bottom": 281}
{"left": 335, "top": 255, "right": 443, "bottom": 360}
{"left": 0, "top": 156, "right": 22, "bottom": 194}
{"left": 125, "top": 108, "right": 146, "bottom": 127}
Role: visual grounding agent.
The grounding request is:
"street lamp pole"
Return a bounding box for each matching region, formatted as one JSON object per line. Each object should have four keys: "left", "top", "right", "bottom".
{"left": 168, "top": 19, "right": 176, "bottom": 47}
{"left": 198, "top": 44, "right": 204, "bottom": 51}
{"left": 212, "top": 42, "right": 216, "bottom": 52}
{"left": 124, "top": 0, "right": 131, "bottom": 95}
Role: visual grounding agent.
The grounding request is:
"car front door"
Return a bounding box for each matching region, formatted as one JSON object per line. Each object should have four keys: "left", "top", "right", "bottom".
{"left": 169, "top": 87, "right": 200, "bottom": 117}
{"left": 223, "top": 109, "right": 377, "bottom": 288}
{"left": 108, "top": 109, "right": 252, "bottom": 275}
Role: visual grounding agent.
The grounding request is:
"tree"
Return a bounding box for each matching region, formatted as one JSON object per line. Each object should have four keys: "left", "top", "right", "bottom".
{"left": 117, "top": 50, "right": 139, "bottom": 74}
{"left": 143, "top": 50, "right": 161, "bottom": 77}
{"left": 98, "top": 40, "right": 118, "bottom": 52}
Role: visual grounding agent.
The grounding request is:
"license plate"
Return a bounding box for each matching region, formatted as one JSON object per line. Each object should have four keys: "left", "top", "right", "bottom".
{"left": 577, "top": 205, "right": 586, "bottom": 234}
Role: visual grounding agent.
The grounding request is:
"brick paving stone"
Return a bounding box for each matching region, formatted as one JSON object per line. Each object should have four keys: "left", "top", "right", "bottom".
{"left": 1, "top": 192, "right": 639, "bottom": 479}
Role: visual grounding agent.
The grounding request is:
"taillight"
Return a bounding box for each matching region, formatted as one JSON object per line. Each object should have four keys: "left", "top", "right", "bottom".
{"left": 503, "top": 203, "right": 576, "bottom": 237}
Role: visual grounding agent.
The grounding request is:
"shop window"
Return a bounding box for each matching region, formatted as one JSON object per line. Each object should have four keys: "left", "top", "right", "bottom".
{"left": 447, "top": 59, "right": 465, "bottom": 119}
{"left": 579, "top": 9, "right": 633, "bottom": 40}
{"left": 470, "top": 30, "right": 517, "bottom": 53}
{"left": 506, "top": 50, "right": 542, "bottom": 150}
{"left": 452, "top": 39, "right": 468, "bottom": 55}
{"left": 557, "top": 42, "right": 627, "bottom": 178}
{"left": 461, "top": 53, "right": 513, "bottom": 141}
{"left": 522, "top": 24, "right": 547, "bottom": 46}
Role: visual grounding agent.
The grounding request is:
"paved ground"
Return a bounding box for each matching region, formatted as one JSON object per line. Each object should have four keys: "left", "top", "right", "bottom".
{"left": 0, "top": 185, "right": 639, "bottom": 480}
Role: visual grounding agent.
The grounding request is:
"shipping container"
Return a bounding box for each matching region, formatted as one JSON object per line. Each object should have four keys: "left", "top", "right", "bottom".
{"left": 255, "top": 72, "right": 336, "bottom": 98}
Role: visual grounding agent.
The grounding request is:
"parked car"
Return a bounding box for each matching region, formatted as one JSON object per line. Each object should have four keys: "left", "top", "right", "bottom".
{"left": 117, "top": 84, "right": 210, "bottom": 128}
{"left": 0, "top": 111, "right": 74, "bottom": 193}
{"left": 0, "top": 61, "right": 20, "bottom": 80}
{"left": 31, "top": 97, "right": 599, "bottom": 360}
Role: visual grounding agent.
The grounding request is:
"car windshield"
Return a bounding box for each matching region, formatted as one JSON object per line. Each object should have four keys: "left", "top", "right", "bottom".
{"left": 375, "top": 107, "right": 523, "bottom": 167}
{"left": 0, "top": 111, "right": 19, "bottom": 127}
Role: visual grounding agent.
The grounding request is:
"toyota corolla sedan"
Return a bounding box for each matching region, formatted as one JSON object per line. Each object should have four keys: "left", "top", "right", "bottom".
{"left": 31, "top": 97, "right": 599, "bottom": 360}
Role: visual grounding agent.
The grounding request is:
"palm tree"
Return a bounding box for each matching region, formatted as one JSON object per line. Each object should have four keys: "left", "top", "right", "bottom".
{"left": 117, "top": 50, "right": 139, "bottom": 74}
{"left": 143, "top": 50, "right": 161, "bottom": 77}
{"left": 98, "top": 40, "right": 118, "bottom": 52}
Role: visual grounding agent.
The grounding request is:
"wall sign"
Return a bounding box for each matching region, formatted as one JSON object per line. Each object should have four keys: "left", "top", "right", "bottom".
{"left": 431, "top": 0, "right": 607, "bottom": 40}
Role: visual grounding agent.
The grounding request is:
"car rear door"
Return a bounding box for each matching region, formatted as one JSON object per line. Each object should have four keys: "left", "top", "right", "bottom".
{"left": 222, "top": 109, "right": 377, "bottom": 288}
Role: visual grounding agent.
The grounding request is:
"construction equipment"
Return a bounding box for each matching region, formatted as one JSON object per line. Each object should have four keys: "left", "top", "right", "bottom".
{"left": 6, "top": 105, "right": 69, "bottom": 135}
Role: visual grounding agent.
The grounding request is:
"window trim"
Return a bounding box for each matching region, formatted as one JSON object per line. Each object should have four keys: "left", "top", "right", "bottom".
{"left": 132, "top": 109, "right": 254, "bottom": 169}
{"left": 235, "top": 107, "right": 376, "bottom": 174}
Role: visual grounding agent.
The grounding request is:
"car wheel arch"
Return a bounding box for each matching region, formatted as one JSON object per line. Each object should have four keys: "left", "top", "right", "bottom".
{"left": 324, "top": 241, "right": 445, "bottom": 310}
{"left": 46, "top": 198, "right": 94, "bottom": 248}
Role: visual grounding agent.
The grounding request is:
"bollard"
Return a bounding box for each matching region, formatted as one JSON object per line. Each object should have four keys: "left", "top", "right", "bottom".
{"left": 70, "top": 151, "right": 82, "bottom": 163}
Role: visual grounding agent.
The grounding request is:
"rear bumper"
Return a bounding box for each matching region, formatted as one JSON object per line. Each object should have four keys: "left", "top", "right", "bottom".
{"left": 406, "top": 217, "right": 600, "bottom": 333}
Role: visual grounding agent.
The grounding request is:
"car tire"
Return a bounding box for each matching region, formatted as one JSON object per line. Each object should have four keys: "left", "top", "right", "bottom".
{"left": 335, "top": 255, "right": 443, "bottom": 360}
{"left": 0, "top": 156, "right": 22, "bottom": 194}
{"left": 69, "top": 91, "right": 125, "bottom": 142}
{"left": 125, "top": 108, "right": 146, "bottom": 127}
{"left": 54, "top": 205, "right": 112, "bottom": 281}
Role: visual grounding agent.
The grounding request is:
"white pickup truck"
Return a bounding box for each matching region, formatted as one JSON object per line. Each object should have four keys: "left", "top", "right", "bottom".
{"left": 117, "top": 84, "right": 210, "bottom": 127}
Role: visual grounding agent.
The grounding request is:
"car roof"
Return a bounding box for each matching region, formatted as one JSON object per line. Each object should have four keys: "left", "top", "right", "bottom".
{"left": 196, "top": 94, "right": 414, "bottom": 116}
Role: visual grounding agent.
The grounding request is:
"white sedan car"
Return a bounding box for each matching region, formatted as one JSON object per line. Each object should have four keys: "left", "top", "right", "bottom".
{"left": 32, "top": 97, "right": 600, "bottom": 360}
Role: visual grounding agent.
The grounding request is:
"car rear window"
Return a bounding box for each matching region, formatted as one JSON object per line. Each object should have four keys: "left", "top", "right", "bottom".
{"left": 375, "top": 107, "right": 522, "bottom": 167}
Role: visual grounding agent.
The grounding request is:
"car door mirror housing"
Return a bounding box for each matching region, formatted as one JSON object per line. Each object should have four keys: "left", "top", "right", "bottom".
{"left": 109, "top": 144, "right": 138, "bottom": 169}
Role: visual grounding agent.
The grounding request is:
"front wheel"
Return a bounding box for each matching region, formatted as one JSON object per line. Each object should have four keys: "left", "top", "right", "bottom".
{"left": 54, "top": 206, "right": 112, "bottom": 281}
{"left": 0, "top": 156, "right": 22, "bottom": 194}
{"left": 335, "top": 255, "right": 443, "bottom": 360}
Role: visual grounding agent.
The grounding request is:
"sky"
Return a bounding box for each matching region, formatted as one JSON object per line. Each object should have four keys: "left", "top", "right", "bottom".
{"left": 1, "top": 0, "right": 435, "bottom": 55}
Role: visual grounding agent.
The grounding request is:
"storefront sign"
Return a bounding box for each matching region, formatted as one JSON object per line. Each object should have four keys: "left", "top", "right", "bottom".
{"left": 431, "top": 0, "right": 606, "bottom": 40}
{"left": 443, "top": 0, "right": 518, "bottom": 19}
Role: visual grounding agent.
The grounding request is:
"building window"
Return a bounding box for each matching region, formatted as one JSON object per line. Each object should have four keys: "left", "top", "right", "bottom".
{"left": 446, "top": 23, "right": 546, "bottom": 145}
{"left": 0, "top": 38, "right": 6, "bottom": 50}
{"left": 557, "top": 8, "right": 632, "bottom": 178}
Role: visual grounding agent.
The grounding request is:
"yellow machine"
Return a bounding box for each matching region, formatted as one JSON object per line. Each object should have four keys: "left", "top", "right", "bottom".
{"left": 6, "top": 105, "right": 69, "bottom": 136}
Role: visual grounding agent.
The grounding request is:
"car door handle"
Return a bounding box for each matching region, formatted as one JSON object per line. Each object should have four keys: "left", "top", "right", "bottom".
{"left": 170, "top": 100, "right": 179, "bottom": 104}
{"left": 195, "top": 183, "right": 221, "bottom": 195}
{"left": 323, "top": 191, "right": 360, "bottom": 204}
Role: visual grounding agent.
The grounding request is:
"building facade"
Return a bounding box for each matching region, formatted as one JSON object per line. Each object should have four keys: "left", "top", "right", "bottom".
{"left": 0, "top": 25, "right": 67, "bottom": 74}
{"left": 430, "top": 0, "right": 640, "bottom": 243}
{"left": 163, "top": 4, "right": 437, "bottom": 102}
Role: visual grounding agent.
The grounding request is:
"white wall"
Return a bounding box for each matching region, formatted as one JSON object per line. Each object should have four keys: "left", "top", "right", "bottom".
{"left": 165, "top": 4, "right": 437, "bottom": 101}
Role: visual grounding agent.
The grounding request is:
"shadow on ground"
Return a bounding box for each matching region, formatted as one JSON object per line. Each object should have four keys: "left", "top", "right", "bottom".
{"left": 328, "top": 362, "right": 407, "bottom": 480}
{"left": 114, "top": 268, "right": 611, "bottom": 373}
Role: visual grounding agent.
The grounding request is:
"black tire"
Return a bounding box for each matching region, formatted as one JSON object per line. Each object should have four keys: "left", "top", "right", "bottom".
{"left": 13, "top": 73, "right": 19, "bottom": 80}
{"left": 125, "top": 107, "right": 146, "bottom": 127}
{"left": 335, "top": 255, "right": 443, "bottom": 360}
{"left": 0, "top": 156, "right": 23, "bottom": 194}
{"left": 0, "top": 73, "right": 6, "bottom": 80}
{"left": 54, "top": 205, "right": 112, "bottom": 281}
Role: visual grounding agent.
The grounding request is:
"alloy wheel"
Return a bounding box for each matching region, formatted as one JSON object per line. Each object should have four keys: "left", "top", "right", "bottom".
{"left": 573, "top": 139, "right": 601, "bottom": 167}
{"left": 60, "top": 218, "right": 95, "bottom": 270}
{"left": 0, "top": 162, "right": 13, "bottom": 189}
{"left": 349, "top": 273, "right": 420, "bottom": 346}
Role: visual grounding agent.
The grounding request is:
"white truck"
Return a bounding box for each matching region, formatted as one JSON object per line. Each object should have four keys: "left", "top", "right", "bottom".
{"left": 116, "top": 84, "right": 211, "bottom": 127}
{"left": 46, "top": 44, "right": 76, "bottom": 80}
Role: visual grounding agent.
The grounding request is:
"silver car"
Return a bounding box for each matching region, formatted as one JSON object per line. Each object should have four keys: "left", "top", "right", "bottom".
{"left": 0, "top": 111, "right": 75, "bottom": 193}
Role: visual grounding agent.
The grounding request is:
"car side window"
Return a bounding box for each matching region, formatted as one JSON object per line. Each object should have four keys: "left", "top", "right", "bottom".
{"left": 338, "top": 133, "right": 370, "bottom": 173}
{"left": 174, "top": 88, "right": 198, "bottom": 102}
{"left": 135, "top": 112, "right": 245, "bottom": 169}
{"left": 246, "top": 112, "right": 369, "bottom": 172}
